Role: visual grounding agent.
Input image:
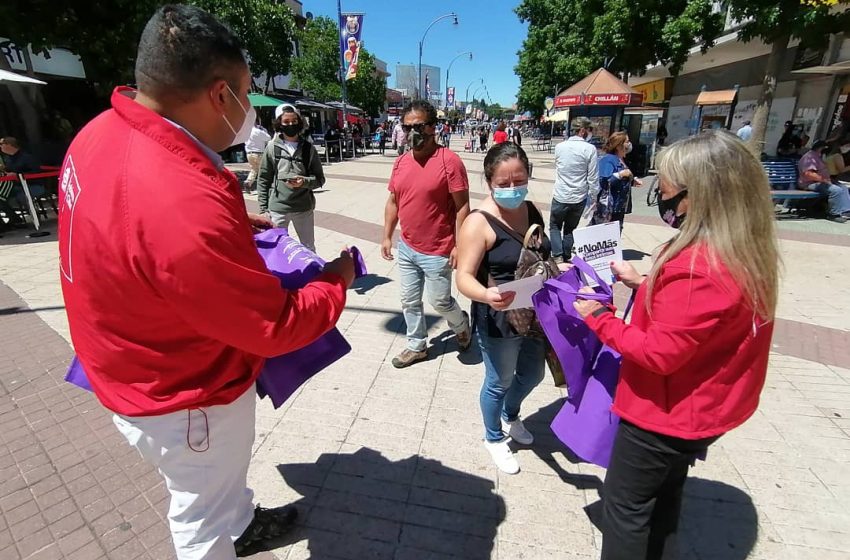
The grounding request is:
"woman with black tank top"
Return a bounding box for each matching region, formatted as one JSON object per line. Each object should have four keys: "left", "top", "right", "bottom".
{"left": 455, "top": 143, "right": 551, "bottom": 475}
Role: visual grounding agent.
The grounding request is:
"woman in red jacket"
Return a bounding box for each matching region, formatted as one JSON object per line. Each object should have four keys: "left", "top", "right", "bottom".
{"left": 574, "top": 130, "right": 779, "bottom": 560}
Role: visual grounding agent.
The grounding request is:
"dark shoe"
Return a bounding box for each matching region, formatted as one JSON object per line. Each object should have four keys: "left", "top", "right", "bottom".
{"left": 234, "top": 504, "right": 298, "bottom": 557}
{"left": 391, "top": 348, "right": 427, "bottom": 369}
{"left": 827, "top": 214, "right": 848, "bottom": 223}
{"left": 456, "top": 312, "right": 472, "bottom": 352}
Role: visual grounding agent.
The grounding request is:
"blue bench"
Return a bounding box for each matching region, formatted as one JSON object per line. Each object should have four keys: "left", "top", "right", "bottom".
{"left": 763, "top": 158, "right": 821, "bottom": 202}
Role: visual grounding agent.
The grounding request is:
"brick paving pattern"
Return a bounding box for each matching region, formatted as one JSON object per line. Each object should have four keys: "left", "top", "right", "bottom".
{"left": 0, "top": 147, "right": 849, "bottom": 558}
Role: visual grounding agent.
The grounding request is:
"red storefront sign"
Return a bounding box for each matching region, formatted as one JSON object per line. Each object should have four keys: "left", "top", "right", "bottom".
{"left": 554, "top": 95, "right": 582, "bottom": 107}
{"left": 554, "top": 92, "right": 644, "bottom": 107}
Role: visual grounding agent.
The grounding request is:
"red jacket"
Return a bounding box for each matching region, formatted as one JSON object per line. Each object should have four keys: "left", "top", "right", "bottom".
{"left": 586, "top": 245, "right": 773, "bottom": 439}
{"left": 59, "top": 87, "right": 347, "bottom": 416}
{"left": 493, "top": 130, "right": 508, "bottom": 144}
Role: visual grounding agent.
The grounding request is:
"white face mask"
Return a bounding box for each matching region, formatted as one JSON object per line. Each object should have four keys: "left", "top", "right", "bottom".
{"left": 625, "top": 141, "right": 633, "bottom": 154}
{"left": 223, "top": 85, "right": 256, "bottom": 147}
{"left": 585, "top": 131, "right": 593, "bottom": 142}
{"left": 841, "top": 144, "right": 850, "bottom": 154}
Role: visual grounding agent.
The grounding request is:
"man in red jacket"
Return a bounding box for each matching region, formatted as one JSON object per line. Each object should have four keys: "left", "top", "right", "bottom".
{"left": 58, "top": 6, "right": 354, "bottom": 559}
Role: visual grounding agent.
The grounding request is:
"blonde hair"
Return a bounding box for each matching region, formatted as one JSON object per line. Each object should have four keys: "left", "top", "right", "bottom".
{"left": 646, "top": 130, "right": 780, "bottom": 319}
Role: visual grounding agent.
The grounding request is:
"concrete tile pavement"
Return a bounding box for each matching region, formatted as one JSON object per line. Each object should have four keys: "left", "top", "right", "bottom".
{"left": 0, "top": 147, "right": 849, "bottom": 558}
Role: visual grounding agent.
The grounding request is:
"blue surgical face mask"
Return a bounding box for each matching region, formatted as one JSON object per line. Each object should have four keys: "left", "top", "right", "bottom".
{"left": 492, "top": 185, "right": 528, "bottom": 209}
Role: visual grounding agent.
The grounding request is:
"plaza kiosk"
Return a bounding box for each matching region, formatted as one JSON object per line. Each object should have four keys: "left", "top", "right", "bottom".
{"left": 554, "top": 68, "right": 647, "bottom": 173}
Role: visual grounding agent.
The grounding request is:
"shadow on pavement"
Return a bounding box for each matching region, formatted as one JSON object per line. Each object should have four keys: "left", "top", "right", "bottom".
{"left": 273, "top": 447, "right": 506, "bottom": 560}
{"left": 527, "top": 398, "right": 759, "bottom": 559}
{"left": 352, "top": 273, "right": 391, "bottom": 295}
{"left": 0, "top": 305, "right": 65, "bottom": 316}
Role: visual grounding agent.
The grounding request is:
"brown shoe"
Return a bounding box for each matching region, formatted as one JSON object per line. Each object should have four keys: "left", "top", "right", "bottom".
{"left": 392, "top": 348, "right": 427, "bottom": 368}
{"left": 456, "top": 312, "right": 472, "bottom": 352}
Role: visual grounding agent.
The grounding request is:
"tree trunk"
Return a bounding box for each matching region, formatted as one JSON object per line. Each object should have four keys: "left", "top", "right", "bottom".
{"left": 0, "top": 51, "right": 43, "bottom": 145}
{"left": 748, "top": 33, "right": 790, "bottom": 158}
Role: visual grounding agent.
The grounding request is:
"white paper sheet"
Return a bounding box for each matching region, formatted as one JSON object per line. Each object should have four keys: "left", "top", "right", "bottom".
{"left": 498, "top": 275, "right": 544, "bottom": 310}
{"left": 572, "top": 222, "right": 623, "bottom": 286}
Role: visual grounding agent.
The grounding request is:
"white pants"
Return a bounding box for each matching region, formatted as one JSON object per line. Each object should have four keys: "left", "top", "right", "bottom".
{"left": 270, "top": 210, "right": 316, "bottom": 252}
{"left": 113, "top": 387, "right": 257, "bottom": 560}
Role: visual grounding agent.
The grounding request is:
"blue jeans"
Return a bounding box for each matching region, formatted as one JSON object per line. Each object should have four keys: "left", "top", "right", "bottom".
{"left": 398, "top": 239, "right": 467, "bottom": 352}
{"left": 807, "top": 182, "right": 850, "bottom": 216}
{"left": 549, "top": 199, "right": 586, "bottom": 259}
{"left": 478, "top": 333, "right": 546, "bottom": 442}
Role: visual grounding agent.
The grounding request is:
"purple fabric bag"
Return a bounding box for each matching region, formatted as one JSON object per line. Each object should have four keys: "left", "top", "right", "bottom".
{"left": 532, "top": 256, "right": 614, "bottom": 404}
{"left": 550, "top": 345, "right": 622, "bottom": 468}
{"left": 66, "top": 228, "right": 364, "bottom": 409}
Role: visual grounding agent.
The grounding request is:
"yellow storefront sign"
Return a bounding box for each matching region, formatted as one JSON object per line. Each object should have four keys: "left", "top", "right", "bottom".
{"left": 632, "top": 79, "right": 673, "bottom": 104}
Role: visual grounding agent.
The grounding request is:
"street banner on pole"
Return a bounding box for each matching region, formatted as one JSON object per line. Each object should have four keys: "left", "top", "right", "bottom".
{"left": 447, "top": 87, "right": 455, "bottom": 108}
{"left": 339, "top": 13, "right": 364, "bottom": 81}
{"left": 425, "top": 70, "right": 431, "bottom": 99}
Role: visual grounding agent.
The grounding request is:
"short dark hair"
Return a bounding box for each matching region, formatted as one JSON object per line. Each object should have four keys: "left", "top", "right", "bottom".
{"left": 135, "top": 4, "right": 247, "bottom": 98}
{"left": 0, "top": 136, "right": 20, "bottom": 148}
{"left": 401, "top": 100, "right": 437, "bottom": 125}
{"left": 812, "top": 140, "right": 829, "bottom": 151}
{"left": 483, "top": 142, "right": 530, "bottom": 184}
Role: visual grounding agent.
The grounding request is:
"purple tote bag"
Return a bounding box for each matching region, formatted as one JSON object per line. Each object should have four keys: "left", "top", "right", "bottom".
{"left": 532, "top": 256, "right": 614, "bottom": 404}
{"left": 67, "top": 228, "right": 365, "bottom": 409}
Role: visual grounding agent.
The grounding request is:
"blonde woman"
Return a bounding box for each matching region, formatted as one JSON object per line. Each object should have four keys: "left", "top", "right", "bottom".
{"left": 573, "top": 130, "right": 779, "bottom": 560}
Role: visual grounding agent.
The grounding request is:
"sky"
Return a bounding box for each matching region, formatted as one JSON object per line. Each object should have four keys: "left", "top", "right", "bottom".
{"left": 306, "top": 0, "right": 528, "bottom": 107}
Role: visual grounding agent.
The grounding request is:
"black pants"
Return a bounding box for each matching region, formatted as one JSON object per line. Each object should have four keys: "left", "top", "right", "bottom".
{"left": 601, "top": 421, "right": 719, "bottom": 560}
{"left": 549, "top": 199, "right": 585, "bottom": 259}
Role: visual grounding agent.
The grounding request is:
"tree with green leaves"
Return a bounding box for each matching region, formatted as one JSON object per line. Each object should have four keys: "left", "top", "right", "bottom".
{"left": 0, "top": 0, "right": 296, "bottom": 141}
{"left": 725, "top": 0, "right": 850, "bottom": 154}
{"left": 514, "top": 0, "right": 724, "bottom": 115}
{"left": 291, "top": 15, "right": 386, "bottom": 117}
{"left": 290, "top": 16, "right": 342, "bottom": 102}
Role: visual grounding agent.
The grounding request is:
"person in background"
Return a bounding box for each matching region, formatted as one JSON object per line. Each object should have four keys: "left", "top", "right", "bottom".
{"left": 376, "top": 122, "right": 387, "bottom": 155}
{"left": 574, "top": 131, "right": 779, "bottom": 560}
{"left": 58, "top": 6, "right": 355, "bottom": 559}
{"left": 777, "top": 120, "right": 802, "bottom": 158}
{"left": 493, "top": 121, "right": 508, "bottom": 145}
{"left": 592, "top": 131, "right": 641, "bottom": 231}
{"left": 258, "top": 104, "right": 326, "bottom": 251}
{"left": 797, "top": 139, "right": 850, "bottom": 223}
{"left": 549, "top": 116, "right": 599, "bottom": 262}
{"left": 442, "top": 122, "right": 452, "bottom": 148}
{"left": 381, "top": 100, "right": 472, "bottom": 368}
{"left": 324, "top": 122, "right": 341, "bottom": 161}
{"left": 479, "top": 127, "right": 489, "bottom": 152}
{"left": 513, "top": 125, "right": 522, "bottom": 148}
{"left": 0, "top": 136, "right": 44, "bottom": 228}
{"left": 244, "top": 120, "right": 271, "bottom": 193}
{"left": 735, "top": 120, "right": 752, "bottom": 142}
{"left": 825, "top": 137, "right": 850, "bottom": 184}
{"left": 456, "top": 143, "right": 548, "bottom": 474}
{"left": 393, "top": 118, "right": 407, "bottom": 156}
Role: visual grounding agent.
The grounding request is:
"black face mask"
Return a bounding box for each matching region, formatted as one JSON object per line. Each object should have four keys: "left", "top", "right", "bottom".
{"left": 658, "top": 190, "right": 687, "bottom": 229}
{"left": 280, "top": 124, "right": 301, "bottom": 138}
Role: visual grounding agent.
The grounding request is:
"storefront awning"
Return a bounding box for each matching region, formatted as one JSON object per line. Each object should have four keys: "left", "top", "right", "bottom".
{"left": 544, "top": 110, "right": 570, "bottom": 122}
{"left": 695, "top": 89, "right": 738, "bottom": 106}
{"left": 554, "top": 68, "right": 643, "bottom": 108}
{"left": 247, "top": 93, "right": 285, "bottom": 107}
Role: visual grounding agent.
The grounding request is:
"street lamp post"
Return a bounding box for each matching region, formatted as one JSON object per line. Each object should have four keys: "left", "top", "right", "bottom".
{"left": 418, "top": 13, "right": 458, "bottom": 99}
{"left": 446, "top": 51, "right": 472, "bottom": 107}
{"left": 465, "top": 78, "right": 483, "bottom": 106}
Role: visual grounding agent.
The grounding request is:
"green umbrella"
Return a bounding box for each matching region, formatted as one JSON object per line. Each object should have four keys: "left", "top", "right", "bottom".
{"left": 248, "top": 93, "right": 284, "bottom": 107}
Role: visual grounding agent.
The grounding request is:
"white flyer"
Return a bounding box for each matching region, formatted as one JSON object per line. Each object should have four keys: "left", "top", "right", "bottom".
{"left": 572, "top": 222, "right": 623, "bottom": 286}
{"left": 497, "top": 276, "right": 544, "bottom": 310}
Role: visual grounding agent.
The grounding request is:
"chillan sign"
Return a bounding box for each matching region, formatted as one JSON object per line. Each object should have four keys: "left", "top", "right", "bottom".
{"left": 554, "top": 93, "right": 643, "bottom": 107}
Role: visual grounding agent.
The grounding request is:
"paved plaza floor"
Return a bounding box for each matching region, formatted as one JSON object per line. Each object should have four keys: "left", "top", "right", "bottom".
{"left": 1, "top": 143, "right": 849, "bottom": 559}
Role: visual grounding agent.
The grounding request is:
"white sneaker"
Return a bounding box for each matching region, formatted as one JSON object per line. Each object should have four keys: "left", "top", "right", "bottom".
{"left": 484, "top": 438, "right": 520, "bottom": 474}
{"left": 502, "top": 417, "right": 534, "bottom": 445}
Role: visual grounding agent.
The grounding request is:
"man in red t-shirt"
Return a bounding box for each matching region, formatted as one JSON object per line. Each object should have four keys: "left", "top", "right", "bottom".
{"left": 381, "top": 100, "right": 471, "bottom": 368}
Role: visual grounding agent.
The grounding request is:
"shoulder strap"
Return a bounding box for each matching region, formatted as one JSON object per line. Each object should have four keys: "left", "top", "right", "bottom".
{"left": 300, "top": 140, "right": 312, "bottom": 172}
{"left": 476, "top": 209, "right": 525, "bottom": 245}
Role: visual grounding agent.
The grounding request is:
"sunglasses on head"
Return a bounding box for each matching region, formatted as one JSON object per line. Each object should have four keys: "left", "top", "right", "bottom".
{"left": 401, "top": 122, "right": 433, "bottom": 133}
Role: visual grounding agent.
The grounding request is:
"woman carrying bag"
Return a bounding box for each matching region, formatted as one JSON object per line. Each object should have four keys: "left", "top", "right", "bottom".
{"left": 591, "top": 131, "right": 641, "bottom": 231}
{"left": 574, "top": 130, "right": 779, "bottom": 560}
{"left": 456, "top": 143, "right": 560, "bottom": 474}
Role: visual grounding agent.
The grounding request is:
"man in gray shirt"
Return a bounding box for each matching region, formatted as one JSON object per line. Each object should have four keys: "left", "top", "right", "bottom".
{"left": 550, "top": 116, "right": 599, "bottom": 261}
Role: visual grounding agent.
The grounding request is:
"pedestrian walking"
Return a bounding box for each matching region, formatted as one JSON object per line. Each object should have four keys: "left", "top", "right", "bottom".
{"left": 493, "top": 122, "right": 508, "bottom": 145}
{"left": 393, "top": 119, "right": 407, "bottom": 156}
{"left": 549, "top": 116, "right": 599, "bottom": 262}
{"left": 244, "top": 120, "right": 271, "bottom": 193}
{"left": 735, "top": 120, "right": 752, "bottom": 142}
{"left": 455, "top": 142, "right": 550, "bottom": 474}
{"left": 573, "top": 130, "right": 779, "bottom": 560}
{"left": 257, "top": 104, "right": 326, "bottom": 251}
{"left": 57, "top": 6, "right": 356, "bottom": 558}
{"left": 381, "top": 100, "right": 472, "bottom": 368}
{"left": 479, "top": 127, "right": 489, "bottom": 152}
{"left": 591, "top": 131, "right": 641, "bottom": 231}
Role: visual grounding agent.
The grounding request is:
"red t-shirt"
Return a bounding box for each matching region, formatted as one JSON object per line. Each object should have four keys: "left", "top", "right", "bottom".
{"left": 388, "top": 147, "right": 469, "bottom": 256}
{"left": 493, "top": 130, "right": 508, "bottom": 144}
